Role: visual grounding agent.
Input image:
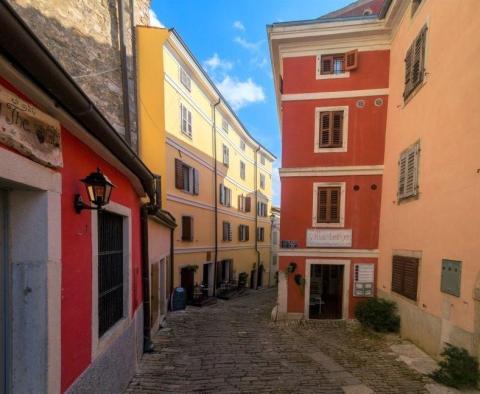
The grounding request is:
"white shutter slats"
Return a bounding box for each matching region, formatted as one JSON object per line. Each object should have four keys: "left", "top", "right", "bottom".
{"left": 398, "top": 142, "right": 420, "bottom": 201}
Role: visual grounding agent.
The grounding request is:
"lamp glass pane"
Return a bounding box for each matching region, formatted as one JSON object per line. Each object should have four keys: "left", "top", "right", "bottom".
{"left": 86, "top": 185, "right": 95, "bottom": 203}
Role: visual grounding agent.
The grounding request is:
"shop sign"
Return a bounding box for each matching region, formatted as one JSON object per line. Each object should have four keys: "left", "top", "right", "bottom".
{"left": 0, "top": 85, "right": 62, "bottom": 168}
{"left": 306, "top": 229, "right": 352, "bottom": 247}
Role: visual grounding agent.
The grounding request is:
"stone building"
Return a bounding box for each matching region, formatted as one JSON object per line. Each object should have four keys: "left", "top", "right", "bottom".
{"left": 8, "top": 0, "right": 151, "bottom": 150}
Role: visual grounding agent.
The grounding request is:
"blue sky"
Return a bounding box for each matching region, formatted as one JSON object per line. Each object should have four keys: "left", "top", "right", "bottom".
{"left": 150, "top": 0, "right": 352, "bottom": 205}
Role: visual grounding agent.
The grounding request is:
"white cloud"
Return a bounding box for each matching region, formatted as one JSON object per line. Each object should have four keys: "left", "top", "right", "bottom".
{"left": 203, "top": 53, "right": 233, "bottom": 72}
{"left": 233, "top": 20, "right": 245, "bottom": 31}
{"left": 149, "top": 9, "right": 164, "bottom": 28}
{"left": 217, "top": 76, "right": 265, "bottom": 110}
{"left": 234, "top": 36, "right": 263, "bottom": 52}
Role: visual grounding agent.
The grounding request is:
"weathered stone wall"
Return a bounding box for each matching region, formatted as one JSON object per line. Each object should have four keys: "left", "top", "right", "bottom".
{"left": 8, "top": 0, "right": 151, "bottom": 151}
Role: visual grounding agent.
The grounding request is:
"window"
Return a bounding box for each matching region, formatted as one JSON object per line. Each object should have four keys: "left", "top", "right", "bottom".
{"left": 392, "top": 255, "right": 419, "bottom": 301}
{"left": 319, "top": 50, "right": 358, "bottom": 75}
{"left": 180, "top": 67, "right": 191, "bottom": 91}
{"left": 219, "top": 184, "right": 232, "bottom": 207}
{"left": 238, "top": 195, "right": 251, "bottom": 212}
{"left": 180, "top": 104, "right": 192, "bottom": 138}
{"left": 316, "top": 187, "right": 341, "bottom": 223}
{"left": 398, "top": 142, "right": 420, "bottom": 201}
{"left": 259, "top": 173, "right": 266, "bottom": 190}
{"left": 222, "top": 144, "right": 229, "bottom": 167}
{"left": 257, "top": 227, "right": 265, "bottom": 242}
{"left": 319, "top": 111, "right": 343, "bottom": 148}
{"left": 239, "top": 224, "right": 249, "bottom": 242}
{"left": 240, "top": 161, "right": 246, "bottom": 180}
{"left": 98, "top": 210, "right": 124, "bottom": 337}
{"left": 222, "top": 221, "right": 232, "bottom": 241}
{"left": 257, "top": 202, "right": 268, "bottom": 217}
{"left": 240, "top": 140, "right": 246, "bottom": 151}
{"left": 175, "top": 159, "right": 199, "bottom": 195}
{"left": 411, "top": 0, "right": 423, "bottom": 16}
{"left": 222, "top": 118, "right": 229, "bottom": 133}
{"left": 404, "top": 26, "right": 427, "bottom": 100}
{"left": 181, "top": 216, "right": 194, "bottom": 241}
{"left": 260, "top": 154, "right": 266, "bottom": 165}
{"left": 353, "top": 264, "right": 374, "bottom": 297}
{"left": 272, "top": 230, "right": 278, "bottom": 246}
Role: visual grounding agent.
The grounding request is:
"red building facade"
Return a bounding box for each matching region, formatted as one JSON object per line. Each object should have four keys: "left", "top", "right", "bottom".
{"left": 268, "top": 1, "right": 391, "bottom": 319}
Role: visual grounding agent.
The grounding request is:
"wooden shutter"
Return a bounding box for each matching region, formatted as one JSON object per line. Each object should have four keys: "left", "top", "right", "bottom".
{"left": 226, "top": 188, "right": 231, "bottom": 207}
{"left": 398, "top": 142, "right": 420, "bottom": 200}
{"left": 175, "top": 159, "right": 184, "bottom": 189}
{"left": 182, "top": 216, "right": 193, "bottom": 241}
{"left": 332, "top": 111, "right": 343, "bottom": 147}
{"left": 193, "top": 168, "right": 199, "bottom": 195}
{"left": 238, "top": 225, "right": 243, "bottom": 241}
{"left": 245, "top": 225, "right": 249, "bottom": 241}
{"left": 228, "top": 223, "right": 232, "bottom": 241}
{"left": 187, "top": 110, "right": 192, "bottom": 137}
{"left": 317, "top": 187, "right": 341, "bottom": 223}
{"left": 344, "top": 49, "right": 358, "bottom": 71}
{"left": 404, "top": 26, "right": 427, "bottom": 99}
{"left": 392, "top": 255, "right": 419, "bottom": 301}
{"left": 404, "top": 46, "right": 414, "bottom": 98}
{"left": 321, "top": 55, "right": 334, "bottom": 75}
{"left": 245, "top": 197, "right": 251, "bottom": 212}
{"left": 219, "top": 184, "right": 224, "bottom": 205}
{"left": 222, "top": 221, "right": 228, "bottom": 241}
{"left": 319, "top": 112, "right": 331, "bottom": 147}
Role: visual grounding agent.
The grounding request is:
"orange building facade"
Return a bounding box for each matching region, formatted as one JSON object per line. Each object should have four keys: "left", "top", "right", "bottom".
{"left": 269, "top": 0, "right": 480, "bottom": 359}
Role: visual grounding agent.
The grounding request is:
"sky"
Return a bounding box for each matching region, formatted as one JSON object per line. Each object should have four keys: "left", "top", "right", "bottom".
{"left": 150, "top": 0, "right": 353, "bottom": 206}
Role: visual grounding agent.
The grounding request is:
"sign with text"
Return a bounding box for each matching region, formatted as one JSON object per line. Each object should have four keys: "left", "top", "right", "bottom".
{"left": 306, "top": 229, "right": 352, "bottom": 248}
{"left": 0, "top": 85, "right": 62, "bottom": 168}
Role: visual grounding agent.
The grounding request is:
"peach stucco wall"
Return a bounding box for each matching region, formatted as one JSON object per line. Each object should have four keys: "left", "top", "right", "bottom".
{"left": 378, "top": 0, "right": 480, "bottom": 345}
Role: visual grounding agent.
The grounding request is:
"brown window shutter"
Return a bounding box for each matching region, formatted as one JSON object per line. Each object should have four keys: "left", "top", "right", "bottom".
{"left": 238, "top": 225, "right": 243, "bottom": 241}
{"left": 404, "top": 46, "right": 414, "bottom": 98}
{"left": 219, "top": 184, "right": 224, "bottom": 205}
{"left": 412, "top": 27, "right": 427, "bottom": 87}
{"left": 329, "top": 188, "right": 340, "bottom": 222}
{"left": 246, "top": 226, "right": 249, "bottom": 241}
{"left": 245, "top": 197, "right": 251, "bottom": 212}
{"left": 228, "top": 223, "right": 232, "bottom": 241}
{"left": 344, "top": 49, "right": 358, "bottom": 71}
{"left": 182, "top": 216, "right": 193, "bottom": 241}
{"left": 317, "top": 188, "right": 328, "bottom": 222}
{"left": 319, "top": 112, "right": 332, "bottom": 148}
{"left": 392, "top": 255, "right": 419, "bottom": 301}
{"left": 321, "top": 55, "right": 334, "bottom": 74}
{"left": 175, "top": 159, "right": 184, "bottom": 189}
{"left": 332, "top": 111, "right": 343, "bottom": 147}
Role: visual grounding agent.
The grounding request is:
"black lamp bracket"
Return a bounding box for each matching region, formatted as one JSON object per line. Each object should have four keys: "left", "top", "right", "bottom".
{"left": 74, "top": 194, "right": 102, "bottom": 214}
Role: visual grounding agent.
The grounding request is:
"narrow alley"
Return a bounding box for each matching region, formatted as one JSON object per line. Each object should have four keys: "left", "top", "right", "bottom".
{"left": 127, "top": 289, "right": 428, "bottom": 393}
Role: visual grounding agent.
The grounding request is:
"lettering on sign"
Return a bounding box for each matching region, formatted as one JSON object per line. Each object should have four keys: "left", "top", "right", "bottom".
{"left": 0, "top": 85, "right": 62, "bottom": 168}
{"left": 306, "top": 229, "right": 352, "bottom": 248}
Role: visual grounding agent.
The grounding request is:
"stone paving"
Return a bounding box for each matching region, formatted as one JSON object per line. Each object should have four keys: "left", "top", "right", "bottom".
{"left": 126, "top": 288, "right": 430, "bottom": 393}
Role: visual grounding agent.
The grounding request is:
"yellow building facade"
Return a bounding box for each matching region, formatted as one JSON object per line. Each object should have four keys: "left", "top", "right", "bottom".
{"left": 137, "top": 27, "right": 275, "bottom": 300}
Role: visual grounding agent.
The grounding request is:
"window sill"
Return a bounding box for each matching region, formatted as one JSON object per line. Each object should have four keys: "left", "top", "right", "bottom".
{"left": 314, "top": 146, "right": 347, "bottom": 153}
{"left": 311, "top": 221, "right": 344, "bottom": 228}
{"left": 397, "top": 193, "right": 419, "bottom": 205}
{"left": 93, "top": 317, "right": 129, "bottom": 359}
{"left": 402, "top": 77, "right": 427, "bottom": 107}
{"left": 180, "top": 131, "right": 193, "bottom": 139}
{"left": 391, "top": 290, "right": 418, "bottom": 306}
{"left": 316, "top": 71, "right": 350, "bottom": 80}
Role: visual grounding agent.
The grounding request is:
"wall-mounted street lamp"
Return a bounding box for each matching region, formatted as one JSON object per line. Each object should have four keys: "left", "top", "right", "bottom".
{"left": 74, "top": 168, "right": 115, "bottom": 214}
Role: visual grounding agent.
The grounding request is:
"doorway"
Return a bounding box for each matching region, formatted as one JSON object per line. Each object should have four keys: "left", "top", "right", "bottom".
{"left": 309, "top": 264, "right": 344, "bottom": 319}
{"left": 180, "top": 267, "right": 195, "bottom": 303}
{"left": 257, "top": 264, "right": 264, "bottom": 288}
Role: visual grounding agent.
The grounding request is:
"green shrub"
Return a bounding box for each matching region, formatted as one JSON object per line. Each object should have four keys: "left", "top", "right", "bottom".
{"left": 354, "top": 298, "right": 400, "bottom": 332}
{"left": 431, "top": 344, "right": 480, "bottom": 389}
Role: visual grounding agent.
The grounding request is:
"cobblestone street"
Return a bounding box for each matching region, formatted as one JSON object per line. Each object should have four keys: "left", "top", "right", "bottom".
{"left": 126, "top": 289, "right": 429, "bottom": 393}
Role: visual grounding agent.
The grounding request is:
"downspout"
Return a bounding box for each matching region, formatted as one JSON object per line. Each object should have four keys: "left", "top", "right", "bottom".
{"left": 254, "top": 147, "right": 261, "bottom": 289}
{"left": 140, "top": 205, "right": 154, "bottom": 352}
{"left": 212, "top": 98, "right": 221, "bottom": 296}
{"left": 118, "top": 0, "right": 132, "bottom": 147}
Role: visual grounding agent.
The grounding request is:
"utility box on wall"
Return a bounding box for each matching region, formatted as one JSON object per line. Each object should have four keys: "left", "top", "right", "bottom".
{"left": 440, "top": 259, "right": 462, "bottom": 297}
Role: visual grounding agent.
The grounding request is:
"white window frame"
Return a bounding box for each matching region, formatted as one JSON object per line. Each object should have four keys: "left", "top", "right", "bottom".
{"left": 91, "top": 201, "right": 132, "bottom": 359}
{"left": 312, "top": 182, "right": 346, "bottom": 228}
{"left": 316, "top": 50, "right": 351, "bottom": 80}
{"left": 180, "top": 66, "right": 191, "bottom": 91}
{"left": 240, "top": 161, "right": 246, "bottom": 180}
{"left": 314, "top": 106, "right": 349, "bottom": 153}
{"left": 222, "top": 118, "right": 229, "bottom": 133}
{"left": 180, "top": 103, "right": 192, "bottom": 138}
{"left": 222, "top": 144, "right": 229, "bottom": 167}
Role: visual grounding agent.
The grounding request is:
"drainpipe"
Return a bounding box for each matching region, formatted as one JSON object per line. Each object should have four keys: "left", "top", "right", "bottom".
{"left": 254, "top": 147, "right": 261, "bottom": 289}
{"left": 212, "top": 98, "right": 221, "bottom": 296}
{"left": 118, "top": 0, "right": 132, "bottom": 147}
{"left": 140, "top": 205, "right": 154, "bottom": 352}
